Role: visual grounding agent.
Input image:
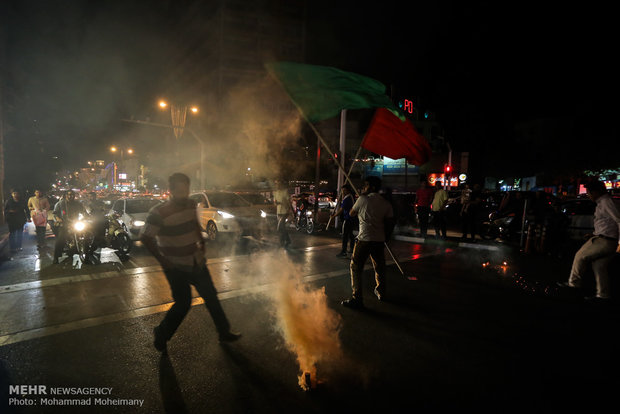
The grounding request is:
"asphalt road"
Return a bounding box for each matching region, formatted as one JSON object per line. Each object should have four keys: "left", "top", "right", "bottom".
{"left": 1, "top": 223, "right": 619, "bottom": 413}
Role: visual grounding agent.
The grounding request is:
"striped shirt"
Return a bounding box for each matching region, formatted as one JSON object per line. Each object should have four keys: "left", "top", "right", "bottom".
{"left": 141, "top": 198, "right": 204, "bottom": 271}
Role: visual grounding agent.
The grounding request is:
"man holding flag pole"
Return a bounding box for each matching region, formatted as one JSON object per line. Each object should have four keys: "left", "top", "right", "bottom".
{"left": 265, "top": 61, "right": 432, "bottom": 281}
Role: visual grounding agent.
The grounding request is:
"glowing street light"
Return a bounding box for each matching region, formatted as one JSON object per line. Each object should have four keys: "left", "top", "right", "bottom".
{"left": 109, "top": 146, "right": 135, "bottom": 188}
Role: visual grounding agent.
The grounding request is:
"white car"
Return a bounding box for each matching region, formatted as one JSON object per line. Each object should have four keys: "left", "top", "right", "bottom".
{"left": 110, "top": 197, "right": 163, "bottom": 240}
{"left": 189, "top": 191, "right": 266, "bottom": 241}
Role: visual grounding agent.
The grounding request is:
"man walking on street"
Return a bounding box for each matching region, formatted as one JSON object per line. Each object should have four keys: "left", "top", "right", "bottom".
{"left": 431, "top": 181, "right": 448, "bottom": 239}
{"left": 4, "top": 189, "right": 30, "bottom": 253}
{"left": 415, "top": 180, "right": 434, "bottom": 238}
{"left": 274, "top": 180, "right": 292, "bottom": 248}
{"left": 558, "top": 180, "right": 620, "bottom": 302}
{"left": 342, "top": 176, "right": 394, "bottom": 309}
{"left": 28, "top": 189, "right": 51, "bottom": 248}
{"left": 331, "top": 184, "right": 356, "bottom": 257}
{"left": 141, "top": 173, "right": 241, "bottom": 354}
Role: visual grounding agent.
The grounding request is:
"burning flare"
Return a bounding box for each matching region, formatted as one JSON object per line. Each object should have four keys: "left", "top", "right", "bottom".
{"left": 272, "top": 260, "right": 343, "bottom": 390}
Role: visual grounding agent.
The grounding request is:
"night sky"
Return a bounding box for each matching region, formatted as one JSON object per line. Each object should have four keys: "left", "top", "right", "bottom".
{"left": 3, "top": 0, "right": 618, "bottom": 191}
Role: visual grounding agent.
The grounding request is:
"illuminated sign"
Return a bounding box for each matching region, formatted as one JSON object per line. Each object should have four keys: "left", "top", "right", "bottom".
{"left": 398, "top": 99, "right": 415, "bottom": 115}
{"left": 118, "top": 173, "right": 127, "bottom": 180}
{"left": 459, "top": 174, "right": 467, "bottom": 182}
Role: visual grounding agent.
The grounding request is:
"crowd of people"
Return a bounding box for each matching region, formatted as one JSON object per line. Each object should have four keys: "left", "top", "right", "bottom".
{"left": 2, "top": 188, "right": 109, "bottom": 263}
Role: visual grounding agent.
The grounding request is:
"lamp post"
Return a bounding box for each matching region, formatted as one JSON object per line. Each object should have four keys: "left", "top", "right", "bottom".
{"left": 158, "top": 99, "right": 203, "bottom": 188}
{"left": 110, "top": 146, "right": 134, "bottom": 189}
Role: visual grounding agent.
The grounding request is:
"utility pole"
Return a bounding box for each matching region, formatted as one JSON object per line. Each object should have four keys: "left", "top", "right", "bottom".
{"left": 0, "top": 8, "right": 6, "bottom": 225}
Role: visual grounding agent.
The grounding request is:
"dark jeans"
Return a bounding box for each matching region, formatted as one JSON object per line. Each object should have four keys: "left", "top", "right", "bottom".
{"left": 54, "top": 226, "right": 68, "bottom": 260}
{"left": 35, "top": 226, "right": 46, "bottom": 246}
{"left": 461, "top": 207, "right": 478, "bottom": 240}
{"left": 349, "top": 240, "right": 386, "bottom": 301}
{"left": 277, "top": 214, "right": 290, "bottom": 246}
{"left": 8, "top": 222, "right": 24, "bottom": 250}
{"left": 341, "top": 219, "right": 355, "bottom": 253}
{"left": 158, "top": 263, "right": 231, "bottom": 341}
{"left": 432, "top": 210, "right": 447, "bottom": 238}
{"left": 417, "top": 206, "right": 431, "bottom": 237}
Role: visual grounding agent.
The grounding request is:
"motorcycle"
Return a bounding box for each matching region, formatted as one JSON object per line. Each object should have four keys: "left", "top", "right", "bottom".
{"left": 102, "top": 211, "right": 132, "bottom": 260}
{"left": 295, "top": 201, "right": 315, "bottom": 234}
{"left": 61, "top": 214, "right": 95, "bottom": 263}
{"left": 479, "top": 211, "right": 523, "bottom": 241}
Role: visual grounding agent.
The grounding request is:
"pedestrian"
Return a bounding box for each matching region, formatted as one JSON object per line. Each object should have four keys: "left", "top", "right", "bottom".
{"left": 141, "top": 173, "right": 240, "bottom": 354}
{"left": 460, "top": 184, "right": 481, "bottom": 241}
{"left": 273, "top": 180, "right": 292, "bottom": 248}
{"left": 431, "top": 181, "right": 448, "bottom": 239}
{"left": 52, "top": 189, "right": 86, "bottom": 264}
{"left": 341, "top": 176, "right": 394, "bottom": 309}
{"left": 4, "top": 189, "right": 30, "bottom": 253}
{"left": 558, "top": 180, "right": 620, "bottom": 302}
{"left": 27, "top": 189, "right": 51, "bottom": 248}
{"left": 415, "top": 179, "right": 434, "bottom": 238}
{"left": 330, "top": 184, "right": 357, "bottom": 257}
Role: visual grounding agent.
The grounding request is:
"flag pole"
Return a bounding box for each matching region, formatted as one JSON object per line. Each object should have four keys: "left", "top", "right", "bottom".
{"left": 268, "top": 71, "right": 407, "bottom": 277}
{"left": 305, "top": 122, "right": 406, "bottom": 277}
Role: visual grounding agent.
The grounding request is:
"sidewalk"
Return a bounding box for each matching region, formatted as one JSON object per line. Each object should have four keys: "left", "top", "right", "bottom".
{"left": 0, "top": 223, "right": 9, "bottom": 260}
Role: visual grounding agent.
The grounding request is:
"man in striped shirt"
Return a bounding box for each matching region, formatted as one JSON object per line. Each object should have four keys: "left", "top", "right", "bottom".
{"left": 141, "top": 173, "right": 241, "bottom": 353}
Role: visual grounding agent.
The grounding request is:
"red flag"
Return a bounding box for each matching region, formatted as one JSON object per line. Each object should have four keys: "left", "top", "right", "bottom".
{"left": 361, "top": 108, "right": 432, "bottom": 165}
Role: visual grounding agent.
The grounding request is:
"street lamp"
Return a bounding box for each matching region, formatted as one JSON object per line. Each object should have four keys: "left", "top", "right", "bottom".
{"left": 110, "top": 146, "right": 135, "bottom": 189}
{"left": 157, "top": 99, "right": 204, "bottom": 189}
{"left": 157, "top": 99, "right": 199, "bottom": 140}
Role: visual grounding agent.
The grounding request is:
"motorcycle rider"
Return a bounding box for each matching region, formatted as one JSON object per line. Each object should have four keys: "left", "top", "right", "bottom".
{"left": 84, "top": 191, "right": 107, "bottom": 254}
{"left": 52, "top": 190, "right": 87, "bottom": 264}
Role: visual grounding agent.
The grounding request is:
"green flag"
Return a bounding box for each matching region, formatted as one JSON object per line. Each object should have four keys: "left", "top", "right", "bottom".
{"left": 266, "top": 61, "right": 398, "bottom": 123}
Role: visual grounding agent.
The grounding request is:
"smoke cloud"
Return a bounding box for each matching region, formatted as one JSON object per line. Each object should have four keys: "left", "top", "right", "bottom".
{"left": 263, "top": 252, "right": 343, "bottom": 390}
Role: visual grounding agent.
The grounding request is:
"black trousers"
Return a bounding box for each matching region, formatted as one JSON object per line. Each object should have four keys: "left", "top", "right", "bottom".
{"left": 417, "top": 206, "right": 431, "bottom": 237}
{"left": 35, "top": 226, "right": 46, "bottom": 246}
{"left": 158, "top": 263, "right": 231, "bottom": 341}
{"left": 341, "top": 219, "right": 356, "bottom": 253}
{"left": 432, "top": 210, "right": 447, "bottom": 238}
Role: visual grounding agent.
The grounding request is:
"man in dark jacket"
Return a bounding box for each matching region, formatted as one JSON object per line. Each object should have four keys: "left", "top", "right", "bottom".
{"left": 52, "top": 189, "right": 86, "bottom": 264}
{"left": 4, "top": 189, "right": 30, "bottom": 253}
{"left": 331, "top": 184, "right": 357, "bottom": 257}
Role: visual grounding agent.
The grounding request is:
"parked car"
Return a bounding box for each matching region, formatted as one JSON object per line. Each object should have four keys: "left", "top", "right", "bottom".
{"left": 110, "top": 197, "right": 164, "bottom": 240}
{"left": 189, "top": 191, "right": 268, "bottom": 241}
{"left": 559, "top": 198, "right": 595, "bottom": 241}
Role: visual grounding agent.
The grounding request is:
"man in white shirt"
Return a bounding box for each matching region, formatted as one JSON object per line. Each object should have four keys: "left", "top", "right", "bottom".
{"left": 274, "top": 180, "right": 292, "bottom": 248}
{"left": 559, "top": 180, "right": 620, "bottom": 301}
{"left": 342, "top": 176, "right": 394, "bottom": 309}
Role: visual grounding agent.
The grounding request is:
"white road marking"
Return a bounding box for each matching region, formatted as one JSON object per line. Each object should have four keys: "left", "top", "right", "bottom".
{"left": 0, "top": 248, "right": 444, "bottom": 347}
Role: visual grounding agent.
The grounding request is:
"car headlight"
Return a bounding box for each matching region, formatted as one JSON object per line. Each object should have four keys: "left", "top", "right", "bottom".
{"left": 217, "top": 210, "right": 235, "bottom": 219}
{"left": 132, "top": 220, "right": 145, "bottom": 227}
{"left": 260, "top": 210, "right": 267, "bottom": 218}
{"left": 73, "top": 221, "right": 86, "bottom": 232}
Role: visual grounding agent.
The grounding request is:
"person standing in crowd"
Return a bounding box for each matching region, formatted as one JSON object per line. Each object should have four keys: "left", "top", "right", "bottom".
{"left": 431, "top": 181, "right": 448, "bottom": 240}
{"left": 28, "top": 189, "right": 51, "bottom": 248}
{"left": 4, "top": 189, "right": 30, "bottom": 253}
{"left": 558, "top": 180, "right": 620, "bottom": 302}
{"left": 331, "top": 184, "right": 356, "bottom": 257}
{"left": 460, "top": 184, "right": 481, "bottom": 242}
{"left": 415, "top": 179, "right": 434, "bottom": 238}
{"left": 52, "top": 189, "right": 86, "bottom": 264}
{"left": 141, "top": 173, "right": 240, "bottom": 354}
{"left": 273, "top": 180, "right": 292, "bottom": 248}
{"left": 341, "top": 176, "right": 394, "bottom": 309}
